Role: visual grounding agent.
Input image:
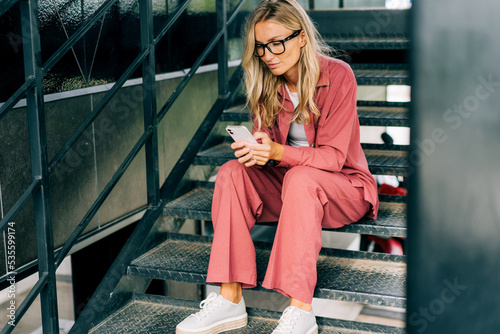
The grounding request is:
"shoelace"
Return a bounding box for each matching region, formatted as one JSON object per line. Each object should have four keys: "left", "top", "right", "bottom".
{"left": 273, "top": 306, "right": 301, "bottom": 333}
{"left": 190, "top": 292, "right": 223, "bottom": 320}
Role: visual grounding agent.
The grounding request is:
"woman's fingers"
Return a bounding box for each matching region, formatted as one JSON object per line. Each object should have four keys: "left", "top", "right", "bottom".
{"left": 238, "top": 151, "right": 254, "bottom": 165}
{"left": 231, "top": 139, "right": 273, "bottom": 167}
{"left": 251, "top": 145, "right": 271, "bottom": 156}
{"left": 234, "top": 146, "right": 250, "bottom": 158}
{"left": 252, "top": 155, "right": 269, "bottom": 165}
{"left": 246, "top": 146, "right": 271, "bottom": 162}
{"left": 231, "top": 141, "right": 245, "bottom": 150}
{"left": 244, "top": 159, "right": 257, "bottom": 167}
{"left": 253, "top": 132, "right": 271, "bottom": 144}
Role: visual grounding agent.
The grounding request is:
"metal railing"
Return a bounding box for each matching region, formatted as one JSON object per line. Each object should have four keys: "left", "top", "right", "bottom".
{"left": 0, "top": 0, "right": 246, "bottom": 332}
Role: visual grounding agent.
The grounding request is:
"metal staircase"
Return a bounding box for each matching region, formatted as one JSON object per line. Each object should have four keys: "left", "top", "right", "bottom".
{"left": 82, "top": 6, "right": 411, "bottom": 334}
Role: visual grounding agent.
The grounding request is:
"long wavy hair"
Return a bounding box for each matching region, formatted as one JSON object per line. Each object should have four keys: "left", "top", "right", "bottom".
{"left": 242, "top": 0, "right": 333, "bottom": 130}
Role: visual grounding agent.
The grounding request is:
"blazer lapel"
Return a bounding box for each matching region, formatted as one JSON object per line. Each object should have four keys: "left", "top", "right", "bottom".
{"left": 277, "top": 84, "right": 293, "bottom": 145}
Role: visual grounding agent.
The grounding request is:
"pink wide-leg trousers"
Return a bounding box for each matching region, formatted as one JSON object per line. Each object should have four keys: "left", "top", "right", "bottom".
{"left": 206, "top": 160, "right": 371, "bottom": 304}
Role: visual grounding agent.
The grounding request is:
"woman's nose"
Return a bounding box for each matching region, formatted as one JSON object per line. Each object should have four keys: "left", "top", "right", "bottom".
{"left": 261, "top": 50, "right": 274, "bottom": 62}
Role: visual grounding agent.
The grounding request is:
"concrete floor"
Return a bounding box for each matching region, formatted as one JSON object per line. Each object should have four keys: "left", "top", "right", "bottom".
{"left": 0, "top": 280, "right": 74, "bottom": 333}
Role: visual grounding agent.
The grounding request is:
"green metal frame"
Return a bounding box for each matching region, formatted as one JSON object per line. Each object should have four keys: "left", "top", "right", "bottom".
{"left": 0, "top": 0, "right": 247, "bottom": 332}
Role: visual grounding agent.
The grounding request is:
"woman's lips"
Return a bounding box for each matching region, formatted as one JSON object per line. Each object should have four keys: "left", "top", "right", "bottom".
{"left": 267, "top": 63, "right": 279, "bottom": 69}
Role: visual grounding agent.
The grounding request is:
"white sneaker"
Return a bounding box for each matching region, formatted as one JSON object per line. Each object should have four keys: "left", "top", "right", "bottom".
{"left": 272, "top": 306, "right": 318, "bottom": 334}
{"left": 176, "top": 292, "right": 248, "bottom": 334}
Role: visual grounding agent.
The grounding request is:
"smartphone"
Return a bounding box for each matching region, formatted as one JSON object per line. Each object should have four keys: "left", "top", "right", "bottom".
{"left": 225, "top": 125, "right": 257, "bottom": 144}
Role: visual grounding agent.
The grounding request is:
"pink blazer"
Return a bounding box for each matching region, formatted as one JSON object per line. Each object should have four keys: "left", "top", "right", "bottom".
{"left": 252, "top": 54, "right": 379, "bottom": 219}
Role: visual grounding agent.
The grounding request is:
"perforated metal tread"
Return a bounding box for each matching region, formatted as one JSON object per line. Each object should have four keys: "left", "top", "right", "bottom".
{"left": 357, "top": 105, "right": 409, "bottom": 127}
{"left": 352, "top": 64, "right": 409, "bottom": 86}
{"left": 193, "top": 142, "right": 410, "bottom": 176}
{"left": 324, "top": 36, "right": 409, "bottom": 50}
{"left": 128, "top": 233, "right": 406, "bottom": 308}
{"left": 221, "top": 101, "right": 409, "bottom": 127}
{"left": 163, "top": 187, "right": 407, "bottom": 237}
{"left": 90, "top": 294, "right": 405, "bottom": 334}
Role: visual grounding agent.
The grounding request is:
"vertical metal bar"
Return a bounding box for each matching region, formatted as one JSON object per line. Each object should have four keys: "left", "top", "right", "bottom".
{"left": 409, "top": 0, "right": 500, "bottom": 332}
{"left": 309, "top": 0, "right": 315, "bottom": 10}
{"left": 139, "top": 0, "right": 160, "bottom": 205}
{"left": 20, "top": 0, "right": 59, "bottom": 333}
{"left": 217, "top": 0, "right": 229, "bottom": 98}
{"left": 339, "top": 0, "right": 344, "bottom": 8}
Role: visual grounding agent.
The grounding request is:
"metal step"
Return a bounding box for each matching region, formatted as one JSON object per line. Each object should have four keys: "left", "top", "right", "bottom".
{"left": 193, "top": 142, "right": 410, "bottom": 177}
{"left": 309, "top": 9, "right": 410, "bottom": 42}
{"left": 352, "top": 64, "right": 409, "bottom": 86}
{"left": 221, "top": 101, "right": 410, "bottom": 128}
{"left": 127, "top": 233, "right": 406, "bottom": 308}
{"left": 90, "top": 293, "right": 405, "bottom": 333}
{"left": 163, "top": 187, "right": 407, "bottom": 237}
{"left": 325, "top": 36, "right": 409, "bottom": 50}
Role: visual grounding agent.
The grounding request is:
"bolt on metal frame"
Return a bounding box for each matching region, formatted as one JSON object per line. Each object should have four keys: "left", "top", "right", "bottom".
{"left": 0, "top": 0, "right": 247, "bottom": 332}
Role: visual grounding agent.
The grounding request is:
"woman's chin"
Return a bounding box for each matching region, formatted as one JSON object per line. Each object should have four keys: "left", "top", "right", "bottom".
{"left": 269, "top": 67, "right": 285, "bottom": 76}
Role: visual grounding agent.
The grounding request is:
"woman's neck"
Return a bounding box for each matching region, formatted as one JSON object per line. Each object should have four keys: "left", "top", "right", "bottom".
{"left": 285, "top": 81, "right": 297, "bottom": 94}
{"left": 284, "top": 64, "right": 299, "bottom": 92}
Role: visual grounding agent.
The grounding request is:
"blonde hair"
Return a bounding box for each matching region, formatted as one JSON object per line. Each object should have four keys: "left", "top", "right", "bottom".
{"left": 241, "top": 0, "right": 333, "bottom": 130}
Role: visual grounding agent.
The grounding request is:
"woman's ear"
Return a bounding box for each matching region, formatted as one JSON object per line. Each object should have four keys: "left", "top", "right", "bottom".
{"left": 300, "top": 30, "right": 307, "bottom": 47}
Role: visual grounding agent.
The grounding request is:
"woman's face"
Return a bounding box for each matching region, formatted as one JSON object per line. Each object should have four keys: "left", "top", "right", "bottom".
{"left": 254, "top": 20, "right": 306, "bottom": 80}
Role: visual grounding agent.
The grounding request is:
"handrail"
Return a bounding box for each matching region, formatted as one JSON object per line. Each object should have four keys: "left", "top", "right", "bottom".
{"left": 157, "top": 25, "right": 224, "bottom": 122}
{"left": 0, "top": 77, "right": 34, "bottom": 121}
{"left": 0, "top": 0, "right": 19, "bottom": 17}
{"left": 0, "top": 179, "right": 41, "bottom": 234}
{"left": 0, "top": 0, "right": 248, "bottom": 332}
{"left": 228, "top": 0, "right": 249, "bottom": 27}
{"left": 154, "top": 0, "right": 194, "bottom": 45}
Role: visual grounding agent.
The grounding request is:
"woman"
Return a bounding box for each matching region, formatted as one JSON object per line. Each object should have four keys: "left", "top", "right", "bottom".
{"left": 176, "top": 0, "right": 379, "bottom": 333}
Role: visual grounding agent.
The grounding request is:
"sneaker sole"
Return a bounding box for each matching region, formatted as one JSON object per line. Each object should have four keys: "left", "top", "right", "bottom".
{"left": 176, "top": 313, "right": 248, "bottom": 334}
{"left": 306, "top": 324, "right": 319, "bottom": 334}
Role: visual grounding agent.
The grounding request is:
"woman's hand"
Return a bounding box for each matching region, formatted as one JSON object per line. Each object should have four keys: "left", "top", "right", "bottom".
{"left": 231, "top": 132, "right": 284, "bottom": 167}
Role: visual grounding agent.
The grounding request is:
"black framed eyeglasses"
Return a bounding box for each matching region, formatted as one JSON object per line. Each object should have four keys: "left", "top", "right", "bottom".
{"left": 253, "top": 30, "right": 302, "bottom": 57}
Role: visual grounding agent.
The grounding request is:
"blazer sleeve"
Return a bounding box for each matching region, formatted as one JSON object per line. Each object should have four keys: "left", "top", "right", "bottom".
{"left": 277, "top": 67, "right": 358, "bottom": 172}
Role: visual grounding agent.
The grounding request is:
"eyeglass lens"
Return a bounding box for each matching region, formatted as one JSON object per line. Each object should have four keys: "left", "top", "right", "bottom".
{"left": 254, "top": 41, "right": 285, "bottom": 57}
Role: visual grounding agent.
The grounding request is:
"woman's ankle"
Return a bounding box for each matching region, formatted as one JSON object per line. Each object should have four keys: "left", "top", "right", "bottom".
{"left": 290, "top": 297, "right": 312, "bottom": 312}
{"left": 220, "top": 282, "right": 243, "bottom": 303}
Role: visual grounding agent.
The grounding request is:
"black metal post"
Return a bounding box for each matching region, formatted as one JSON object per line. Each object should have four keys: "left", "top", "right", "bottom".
{"left": 409, "top": 0, "right": 500, "bottom": 333}
{"left": 139, "top": 0, "right": 160, "bottom": 206}
{"left": 339, "top": 0, "right": 344, "bottom": 8}
{"left": 20, "top": 0, "right": 59, "bottom": 333}
{"left": 309, "top": 0, "right": 315, "bottom": 10}
{"left": 217, "top": 0, "right": 229, "bottom": 98}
